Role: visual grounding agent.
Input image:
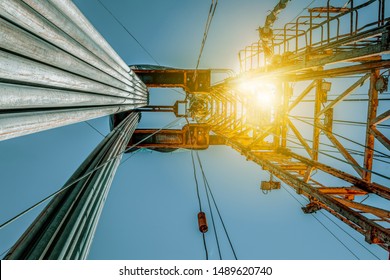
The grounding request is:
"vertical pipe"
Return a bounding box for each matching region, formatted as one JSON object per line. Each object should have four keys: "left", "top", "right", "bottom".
{"left": 0, "top": 51, "right": 140, "bottom": 99}
{"left": 0, "top": 0, "right": 134, "bottom": 87}
{"left": 0, "top": 0, "right": 148, "bottom": 142}
{"left": 21, "top": 0, "right": 131, "bottom": 82}
{"left": 0, "top": 17, "right": 138, "bottom": 94}
{"left": 4, "top": 112, "right": 140, "bottom": 259}
{"left": 50, "top": 0, "right": 131, "bottom": 73}
{"left": 0, "top": 105, "right": 140, "bottom": 141}
{"left": 0, "top": 83, "right": 142, "bottom": 110}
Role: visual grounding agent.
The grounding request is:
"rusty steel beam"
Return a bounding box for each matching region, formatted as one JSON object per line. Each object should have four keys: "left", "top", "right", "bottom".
{"left": 288, "top": 80, "right": 316, "bottom": 112}
{"left": 281, "top": 149, "right": 390, "bottom": 200}
{"left": 234, "top": 25, "right": 390, "bottom": 82}
{"left": 249, "top": 153, "right": 390, "bottom": 247}
{"left": 371, "top": 127, "right": 390, "bottom": 151}
{"left": 309, "top": 7, "right": 350, "bottom": 13}
{"left": 222, "top": 141, "right": 390, "bottom": 247}
{"left": 312, "top": 80, "right": 322, "bottom": 162}
{"left": 363, "top": 70, "right": 380, "bottom": 182}
{"left": 333, "top": 198, "right": 390, "bottom": 221}
{"left": 133, "top": 68, "right": 211, "bottom": 93}
{"left": 287, "top": 119, "right": 312, "bottom": 157}
{"left": 280, "top": 82, "right": 290, "bottom": 148}
{"left": 317, "top": 74, "right": 370, "bottom": 117}
{"left": 321, "top": 128, "right": 363, "bottom": 178}
{"left": 128, "top": 124, "right": 211, "bottom": 150}
{"left": 288, "top": 60, "right": 390, "bottom": 81}
{"left": 372, "top": 109, "right": 390, "bottom": 126}
{"left": 317, "top": 187, "right": 368, "bottom": 196}
{"left": 186, "top": 0, "right": 390, "bottom": 254}
{"left": 249, "top": 126, "right": 276, "bottom": 148}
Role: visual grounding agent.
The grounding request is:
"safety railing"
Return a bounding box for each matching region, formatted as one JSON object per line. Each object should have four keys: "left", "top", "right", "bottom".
{"left": 239, "top": 0, "right": 389, "bottom": 72}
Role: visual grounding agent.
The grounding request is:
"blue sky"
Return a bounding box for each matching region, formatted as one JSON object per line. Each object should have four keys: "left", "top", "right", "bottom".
{"left": 0, "top": 0, "right": 388, "bottom": 260}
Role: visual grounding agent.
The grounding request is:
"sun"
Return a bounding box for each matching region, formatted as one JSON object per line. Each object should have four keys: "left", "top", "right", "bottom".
{"left": 238, "top": 79, "right": 276, "bottom": 108}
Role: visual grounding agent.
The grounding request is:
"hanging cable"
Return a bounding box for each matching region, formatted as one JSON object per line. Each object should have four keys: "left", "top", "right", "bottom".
{"left": 280, "top": 184, "right": 360, "bottom": 259}
{"left": 286, "top": 145, "right": 390, "bottom": 165}
{"left": 196, "top": 152, "right": 238, "bottom": 260}
{"left": 97, "top": 1, "right": 188, "bottom": 97}
{"left": 285, "top": 131, "right": 390, "bottom": 160}
{"left": 293, "top": 98, "right": 390, "bottom": 102}
{"left": 193, "top": 0, "right": 218, "bottom": 81}
{"left": 360, "top": 194, "right": 370, "bottom": 204}
{"left": 190, "top": 149, "right": 203, "bottom": 213}
{"left": 215, "top": 117, "right": 388, "bottom": 180}
{"left": 119, "top": 147, "right": 143, "bottom": 167}
{"left": 282, "top": 132, "right": 390, "bottom": 181}
{"left": 215, "top": 129, "right": 375, "bottom": 259}
{"left": 196, "top": 151, "right": 222, "bottom": 260}
{"left": 318, "top": 210, "right": 380, "bottom": 259}
{"left": 186, "top": 118, "right": 209, "bottom": 260}
{"left": 281, "top": 183, "right": 380, "bottom": 259}
{"left": 287, "top": 0, "right": 317, "bottom": 23}
{"left": 202, "top": 233, "right": 209, "bottom": 260}
{"left": 84, "top": 121, "right": 106, "bottom": 138}
{"left": 192, "top": 150, "right": 209, "bottom": 260}
{"left": 186, "top": 118, "right": 203, "bottom": 213}
{"left": 249, "top": 120, "right": 390, "bottom": 180}
{"left": 96, "top": 0, "right": 160, "bottom": 65}
{"left": 0, "top": 117, "right": 184, "bottom": 231}
{"left": 287, "top": 141, "right": 390, "bottom": 162}
{"left": 290, "top": 115, "right": 390, "bottom": 130}
{"left": 273, "top": 0, "right": 317, "bottom": 38}
{"left": 0, "top": 247, "right": 11, "bottom": 259}
{"left": 290, "top": 115, "right": 389, "bottom": 158}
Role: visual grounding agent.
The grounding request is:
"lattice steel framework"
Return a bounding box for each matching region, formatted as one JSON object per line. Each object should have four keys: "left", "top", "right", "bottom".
{"left": 1, "top": 0, "right": 389, "bottom": 259}
{"left": 189, "top": 0, "right": 390, "bottom": 251}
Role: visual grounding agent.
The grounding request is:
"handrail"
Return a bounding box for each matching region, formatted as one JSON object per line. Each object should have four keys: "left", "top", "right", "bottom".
{"left": 238, "top": 0, "right": 388, "bottom": 72}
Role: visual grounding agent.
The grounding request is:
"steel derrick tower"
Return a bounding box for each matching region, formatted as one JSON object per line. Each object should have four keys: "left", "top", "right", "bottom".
{"left": 0, "top": 0, "right": 389, "bottom": 259}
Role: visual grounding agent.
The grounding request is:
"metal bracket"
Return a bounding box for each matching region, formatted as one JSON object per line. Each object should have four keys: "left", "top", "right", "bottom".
{"left": 301, "top": 202, "right": 322, "bottom": 214}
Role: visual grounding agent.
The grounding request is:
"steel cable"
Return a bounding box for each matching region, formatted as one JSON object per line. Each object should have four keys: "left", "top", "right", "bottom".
{"left": 196, "top": 152, "right": 238, "bottom": 260}
{"left": 196, "top": 152, "right": 222, "bottom": 260}
{"left": 280, "top": 183, "right": 361, "bottom": 259}
{"left": 193, "top": 0, "right": 218, "bottom": 81}
{"left": 290, "top": 115, "right": 389, "bottom": 158}
{"left": 0, "top": 117, "right": 184, "bottom": 231}
{"left": 96, "top": 0, "right": 160, "bottom": 65}
{"left": 186, "top": 118, "right": 209, "bottom": 260}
